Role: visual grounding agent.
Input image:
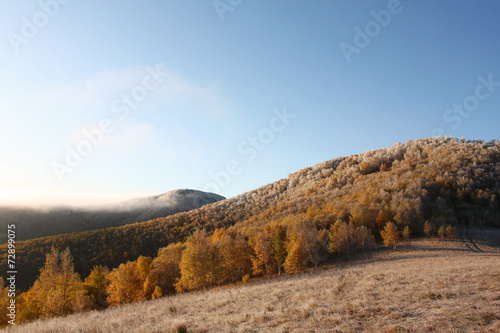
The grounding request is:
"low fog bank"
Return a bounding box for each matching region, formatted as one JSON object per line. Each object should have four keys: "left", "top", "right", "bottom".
{"left": 0, "top": 189, "right": 225, "bottom": 243}
{"left": 0, "top": 191, "right": 157, "bottom": 210}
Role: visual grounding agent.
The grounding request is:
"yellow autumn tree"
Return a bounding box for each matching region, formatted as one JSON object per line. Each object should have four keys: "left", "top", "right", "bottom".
{"left": 353, "top": 225, "right": 376, "bottom": 251}
{"left": 136, "top": 256, "right": 153, "bottom": 299}
{"left": 251, "top": 230, "right": 276, "bottom": 279}
{"left": 283, "top": 241, "right": 307, "bottom": 274}
{"left": 446, "top": 225, "right": 456, "bottom": 239}
{"left": 330, "top": 221, "right": 375, "bottom": 255}
{"left": 376, "top": 210, "right": 392, "bottom": 234}
{"left": 149, "top": 242, "right": 185, "bottom": 295}
{"left": 284, "top": 220, "right": 327, "bottom": 273}
{"left": 17, "top": 290, "right": 38, "bottom": 324}
{"left": 438, "top": 225, "right": 446, "bottom": 239}
{"left": 423, "top": 221, "right": 433, "bottom": 237}
{"left": 18, "top": 247, "right": 89, "bottom": 321}
{"left": 212, "top": 229, "right": 252, "bottom": 284}
{"left": 84, "top": 265, "right": 109, "bottom": 310}
{"left": 329, "top": 220, "right": 353, "bottom": 255}
{"left": 380, "top": 222, "right": 401, "bottom": 249}
{"left": 268, "top": 224, "right": 287, "bottom": 276}
{"left": 106, "top": 261, "right": 145, "bottom": 306}
{"left": 176, "top": 230, "right": 224, "bottom": 292}
{"left": 402, "top": 226, "right": 411, "bottom": 242}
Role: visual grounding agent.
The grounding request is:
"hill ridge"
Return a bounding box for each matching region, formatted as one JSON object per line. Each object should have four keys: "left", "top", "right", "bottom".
{"left": 1, "top": 137, "right": 499, "bottom": 290}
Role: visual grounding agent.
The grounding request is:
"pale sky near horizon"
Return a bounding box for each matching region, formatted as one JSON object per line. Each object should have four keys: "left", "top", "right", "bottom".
{"left": 0, "top": 0, "right": 499, "bottom": 206}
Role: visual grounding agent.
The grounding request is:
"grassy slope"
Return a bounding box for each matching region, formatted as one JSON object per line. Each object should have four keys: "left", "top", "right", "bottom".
{"left": 7, "top": 229, "right": 500, "bottom": 333}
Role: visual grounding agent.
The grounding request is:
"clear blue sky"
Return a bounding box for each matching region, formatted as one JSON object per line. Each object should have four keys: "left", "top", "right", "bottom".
{"left": 0, "top": 0, "right": 499, "bottom": 205}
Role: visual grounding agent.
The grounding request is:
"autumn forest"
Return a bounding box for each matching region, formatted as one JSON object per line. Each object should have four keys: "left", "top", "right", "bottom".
{"left": 1, "top": 137, "right": 499, "bottom": 327}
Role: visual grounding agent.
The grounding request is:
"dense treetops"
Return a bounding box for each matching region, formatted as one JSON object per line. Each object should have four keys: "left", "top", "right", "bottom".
{"left": 1, "top": 137, "right": 499, "bottom": 291}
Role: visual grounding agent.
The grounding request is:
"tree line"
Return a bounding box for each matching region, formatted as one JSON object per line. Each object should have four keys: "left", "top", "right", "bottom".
{"left": 0, "top": 217, "right": 458, "bottom": 327}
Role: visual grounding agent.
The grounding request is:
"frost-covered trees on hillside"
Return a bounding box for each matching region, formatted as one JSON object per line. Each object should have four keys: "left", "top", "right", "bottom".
{"left": 2, "top": 137, "right": 500, "bottom": 322}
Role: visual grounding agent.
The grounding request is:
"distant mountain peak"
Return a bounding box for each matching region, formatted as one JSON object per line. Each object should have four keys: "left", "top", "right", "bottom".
{"left": 0, "top": 189, "right": 225, "bottom": 243}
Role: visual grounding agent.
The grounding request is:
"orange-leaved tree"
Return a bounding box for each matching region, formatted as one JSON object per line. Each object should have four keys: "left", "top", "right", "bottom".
{"left": 176, "top": 230, "right": 224, "bottom": 292}
{"left": 284, "top": 220, "right": 327, "bottom": 273}
{"left": 438, "top": 225, "right": 446, "bottom": 239}
{"left": 251, "top": 230, "right": 276, "bottom": 279}
{"left": 329, "top": 220, "right": 354, "bottom": 255}
{"left": 380, "top": 222, "right": 401, "bottom": 249}
{"left": 212, "top": 228, "right": 252, "bottom": 284}
{"left": 268, "top": 223, "right": 287, "bottom": 276}
{"left": 445, "top": 225, "right": 456, "bottom": 239}
{"left": 84, "top": 265, "right": 109, "bottom": 310}
{"left": 18, "top": 247, "right": 89, "bottom": 322}
{"left": 149, "top": 242, "right": 185, "bottom": 296}
{"left": 106, "top": 261, "right": 145, "bottom": 306}
{"left": 402, "top": 226, "right": 411, "bottom": 242}
{"left": 423, "top": 221, "right": 433, "bottom": 237}
{"left": 136, "top": 256, "right": 153, "bottom": 299}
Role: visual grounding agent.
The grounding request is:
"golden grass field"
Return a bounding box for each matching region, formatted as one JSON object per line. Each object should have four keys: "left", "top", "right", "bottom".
{"left": 6, "top": 228, "right": 500, "bottom": 333}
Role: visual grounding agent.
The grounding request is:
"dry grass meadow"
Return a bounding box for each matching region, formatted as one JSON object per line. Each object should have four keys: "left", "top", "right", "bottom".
{"left": 6, "top": 228, "right": 500, "bottom": 333}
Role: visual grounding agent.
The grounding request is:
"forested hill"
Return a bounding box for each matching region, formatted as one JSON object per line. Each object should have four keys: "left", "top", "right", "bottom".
{"left": 2, "top": 137, "right": 499, "bottom": 290}
{"left": 0, "top": 189, "right": 225, "bottom": 243}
